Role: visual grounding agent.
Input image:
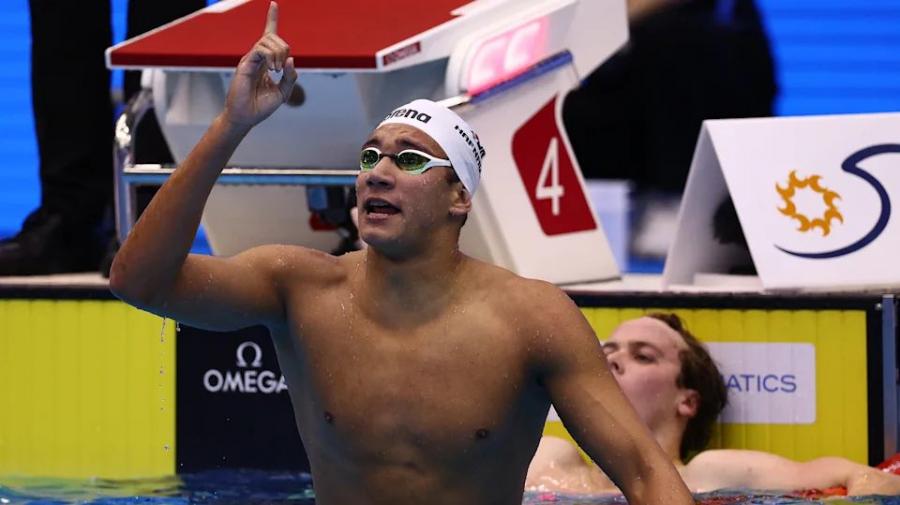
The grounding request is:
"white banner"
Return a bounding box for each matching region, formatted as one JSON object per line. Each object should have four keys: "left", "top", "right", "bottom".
{"left": 708, "top": 342, "right": 816, "bottom": 424}
{"left": 665, "top": 113, "right": 900, "bottom": 290}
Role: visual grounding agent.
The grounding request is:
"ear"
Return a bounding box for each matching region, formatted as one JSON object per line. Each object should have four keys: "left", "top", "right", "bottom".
{"left": 448, "top": 183, "right": 472, "bottom": 219}
{"left": 677, "top": 389, "right": 700, "bottom": 419}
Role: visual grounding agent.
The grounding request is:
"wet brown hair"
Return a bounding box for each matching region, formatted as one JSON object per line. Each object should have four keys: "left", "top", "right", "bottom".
{"left": 646, "top": 313, "right": 728, "bottom": 460}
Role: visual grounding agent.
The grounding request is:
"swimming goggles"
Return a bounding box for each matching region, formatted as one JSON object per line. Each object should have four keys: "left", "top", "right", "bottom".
{"left": 359, "top": 147, "right": 451, "bottom": 174}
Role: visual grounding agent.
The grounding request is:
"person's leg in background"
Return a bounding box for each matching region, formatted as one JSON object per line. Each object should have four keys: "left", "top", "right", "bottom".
{"left": 0, "top": 0, "right": 209, "bottom": 276}
{"left": 0, "top": 0, "right": 114, "bottom": 276}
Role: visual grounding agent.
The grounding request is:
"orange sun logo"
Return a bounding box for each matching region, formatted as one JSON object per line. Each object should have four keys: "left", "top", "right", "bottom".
{"left": 776, "top": 170, "right": 843, "bottom": 236}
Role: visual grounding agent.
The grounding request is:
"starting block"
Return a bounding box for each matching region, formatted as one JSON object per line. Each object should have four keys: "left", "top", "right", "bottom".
{"left": 107, "top": 0, "right": 628, "bottom": 284}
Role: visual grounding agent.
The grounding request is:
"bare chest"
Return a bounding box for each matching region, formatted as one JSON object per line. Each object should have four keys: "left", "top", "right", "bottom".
{"left": 276, "top": 295, "right": 544, "bottom": 463}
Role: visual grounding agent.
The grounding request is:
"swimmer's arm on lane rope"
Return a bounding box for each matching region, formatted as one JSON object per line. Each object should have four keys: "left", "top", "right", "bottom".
{"left": 687, "top": 449, "right": 900, "bottom": 495}
{"left": 525, "top": 282, "right": 695, "bottom": 505}
{"left": 110, "top": 2, "right": 301, "bottom": 331}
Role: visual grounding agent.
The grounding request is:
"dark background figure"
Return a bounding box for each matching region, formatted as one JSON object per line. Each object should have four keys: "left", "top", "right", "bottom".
{"left": 0, "top": 0, "right": 205, "bottom": 276}
{"left": 564, "top": 0, "right": 776, "bottom": 257}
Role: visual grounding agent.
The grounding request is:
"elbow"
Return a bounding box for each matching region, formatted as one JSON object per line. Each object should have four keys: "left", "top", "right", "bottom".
{"left": 108, "top": 260, "right": 137, "bottom": 304}
{"left": 108, "top": 254, "right": 128, "bottom": 298}
{"left": 108, "top": 253, "right": 154, "bottom": 307}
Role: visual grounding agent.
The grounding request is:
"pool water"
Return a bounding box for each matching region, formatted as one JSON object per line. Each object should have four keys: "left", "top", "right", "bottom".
{"left": 0, "top": 470, "right": 898, "bottom": 504}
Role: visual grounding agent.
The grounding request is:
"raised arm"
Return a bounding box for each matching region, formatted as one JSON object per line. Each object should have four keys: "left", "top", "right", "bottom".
{"left": 525, "top": 283, "right": 694, "bottom": 504}
{"left": 109, "top": 2, "right": 301, "bottom": 331}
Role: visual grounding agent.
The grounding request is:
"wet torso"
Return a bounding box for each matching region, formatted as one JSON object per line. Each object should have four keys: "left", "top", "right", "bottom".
{"left": 268, "top": 251, "right": 551, "bottom": 505}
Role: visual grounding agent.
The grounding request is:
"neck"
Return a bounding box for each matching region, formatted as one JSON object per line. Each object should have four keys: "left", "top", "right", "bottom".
{"left": 651, "top": 421, "right": 688, "bottom": 467}
{"left": 360, "top": 239, "right": 466, "bottom": 322}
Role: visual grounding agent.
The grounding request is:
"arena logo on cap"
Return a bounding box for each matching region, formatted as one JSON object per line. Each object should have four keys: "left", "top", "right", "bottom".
{"left": 384, "top": 108, "right": 432, "bottom": 124}
{"left": 203, "top": 341, "right": 288, "bottom": 394}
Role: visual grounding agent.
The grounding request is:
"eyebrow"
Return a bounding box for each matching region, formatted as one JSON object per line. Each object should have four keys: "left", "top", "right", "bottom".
{"left": 602, "top": 341, "right": 662, "bottom": 355}
{"left": 361, "top": 136, "right": 435, "bottom": 156}
{"left": 362, "top": 135, "right": 379, "bottom": 149}
{"left": 397, "top": 138, "right": 434, "bottom": 154}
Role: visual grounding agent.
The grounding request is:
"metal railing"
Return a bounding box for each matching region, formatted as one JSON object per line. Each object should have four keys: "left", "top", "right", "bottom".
{"left": 112, "top": 88, "right": 359, "bottom": 244}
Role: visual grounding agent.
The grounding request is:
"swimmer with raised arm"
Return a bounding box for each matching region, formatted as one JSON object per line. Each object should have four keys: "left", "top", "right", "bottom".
{"left": 527, "top": 314, "right": 900, "bottom": 496}
{"left": 109, "top": 4, "right": 693, "bottom": 504}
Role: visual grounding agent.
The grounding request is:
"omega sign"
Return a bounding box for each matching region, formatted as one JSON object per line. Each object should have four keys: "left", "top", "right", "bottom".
{"left": 203, "top": 341, "right": 288, "bottom": 394}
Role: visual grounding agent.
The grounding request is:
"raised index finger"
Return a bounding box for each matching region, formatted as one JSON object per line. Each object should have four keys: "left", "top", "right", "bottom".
{"left": 264, "top": 1, "right": 278, "bottom": 35}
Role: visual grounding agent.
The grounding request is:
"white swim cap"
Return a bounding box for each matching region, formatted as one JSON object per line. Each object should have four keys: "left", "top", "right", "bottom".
{"left": 378, "top": 99, "right": 485, "bottom": 195}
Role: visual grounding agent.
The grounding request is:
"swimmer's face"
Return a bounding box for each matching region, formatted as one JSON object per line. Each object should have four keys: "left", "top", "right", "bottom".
{"left": 356, "top": 123, "right": 468, "bottom": 252}
{"left": 602, "top": 317, "right": 695, "bottom": 431}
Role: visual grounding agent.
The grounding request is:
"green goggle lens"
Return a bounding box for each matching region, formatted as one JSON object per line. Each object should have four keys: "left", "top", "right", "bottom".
{"left": 395, "top": 151, "right": 429, "bottom": 171}
{"left": 360, "top": 148, "right": 381, "bottom": 170}
{"left": 359, "top": 147, "right": 449, "bottom": 174}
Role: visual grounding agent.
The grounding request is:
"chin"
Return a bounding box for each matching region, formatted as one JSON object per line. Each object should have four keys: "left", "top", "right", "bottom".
{"left": 360, "top": 224, "right": 392, "bottom": 243}
{"left": 360, "top": 229, "right": 399, "bottom": 252}
{"left": 362, "top": 231, "right": 422, "bottom": 259}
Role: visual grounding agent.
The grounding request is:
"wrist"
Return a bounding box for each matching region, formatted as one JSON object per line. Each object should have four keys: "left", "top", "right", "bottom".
{"left": 215, "top": 112, "right": 254, "bottom": 141}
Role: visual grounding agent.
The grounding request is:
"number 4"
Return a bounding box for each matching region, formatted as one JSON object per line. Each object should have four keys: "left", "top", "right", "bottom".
{"left": 536, "top": 137, "right": 565, "bottom": 215}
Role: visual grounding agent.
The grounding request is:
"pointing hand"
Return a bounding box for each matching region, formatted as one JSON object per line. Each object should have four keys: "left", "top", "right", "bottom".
{"left": 223, "top": 1, "right": 299, "bottom": 129}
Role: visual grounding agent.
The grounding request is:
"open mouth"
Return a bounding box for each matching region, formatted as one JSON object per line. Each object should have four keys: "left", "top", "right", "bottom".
{"left": 363, "top": 197, "right": 401, "bottom": 215}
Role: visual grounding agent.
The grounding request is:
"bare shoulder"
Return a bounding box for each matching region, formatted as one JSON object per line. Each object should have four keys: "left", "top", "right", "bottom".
{"left": 242, "top": 243, "right": 350, "bottom": 286}
{"left": 466, "top": 261, "right": 577, "bottom": 321}
{"left": 507, "top": 274, "right": 589, "bottom": 337}
{"left": 461, "top": 260, "right": 593, "bottom": 355}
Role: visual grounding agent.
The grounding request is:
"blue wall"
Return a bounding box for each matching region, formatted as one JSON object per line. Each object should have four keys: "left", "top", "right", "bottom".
{"left": 1, "top": 0, "right": 899, "bottom": 235}
{"left": 761, "top": 0, "right": 900, "bottom": 115}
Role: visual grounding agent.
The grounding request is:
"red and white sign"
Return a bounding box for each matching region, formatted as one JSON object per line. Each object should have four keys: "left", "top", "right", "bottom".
{"left": 512, "top": 96, "right": 597, "bottom": 236}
